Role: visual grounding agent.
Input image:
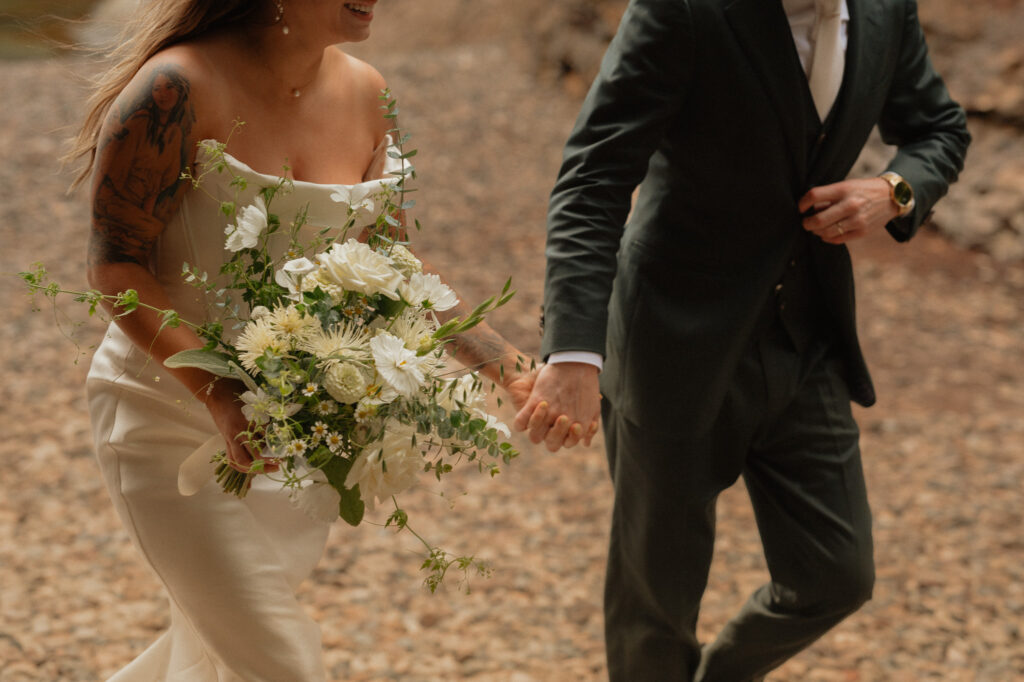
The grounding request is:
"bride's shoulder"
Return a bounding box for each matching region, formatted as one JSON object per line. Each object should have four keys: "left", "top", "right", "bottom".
{"left": 330, "top": 48, "right": 388, "bottom": 95}
{"left": 328, "top": 49, "right": 390, "bottom": 135}
{"left": 128, "top": 41, "right": 234, "bottom": 135}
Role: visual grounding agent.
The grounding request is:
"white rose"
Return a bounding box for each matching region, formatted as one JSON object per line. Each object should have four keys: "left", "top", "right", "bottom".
{"left": 225, "top": 196, "right": 268, "bottom": 252}
{"left": 315, "top": 239, "right": 404, "bottom": 300}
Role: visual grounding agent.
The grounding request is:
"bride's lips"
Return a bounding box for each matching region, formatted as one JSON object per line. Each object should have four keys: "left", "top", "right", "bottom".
{"left": 343, "top": 2, "right": 375, "bottom": 21}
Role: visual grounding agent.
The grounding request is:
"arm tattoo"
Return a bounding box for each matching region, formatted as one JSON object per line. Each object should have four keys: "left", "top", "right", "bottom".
{"left": 89, "top": 65, "right": 196, "bottom": 268}
{"left": 448, "top": 319, "right": 517, "bottom": 377}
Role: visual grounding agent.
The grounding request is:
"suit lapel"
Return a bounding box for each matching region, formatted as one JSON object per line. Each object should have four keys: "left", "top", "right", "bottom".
{"left": 809, "top": 0, "right": 885, "bottom": 181}
{"left": 724, "top": 0, "right": 811, "bottom": 185}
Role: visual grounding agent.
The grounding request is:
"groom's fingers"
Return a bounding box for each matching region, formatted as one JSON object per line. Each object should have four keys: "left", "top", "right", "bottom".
{"left": 563, "top": 422, "right": 584, "bottom": 449}
{"left": 526, "top": 401, "right": 551, "bottom": 443}
{"left": 545, "top": 415, "right": 571, "bottom": 452}
{"left": 582, "top": 419, "right": 600, "bottom": 447}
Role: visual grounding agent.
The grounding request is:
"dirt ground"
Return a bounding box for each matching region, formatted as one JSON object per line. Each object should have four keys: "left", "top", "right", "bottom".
{"left": 1, "top": 1, "right": 1023, "bottom": 680}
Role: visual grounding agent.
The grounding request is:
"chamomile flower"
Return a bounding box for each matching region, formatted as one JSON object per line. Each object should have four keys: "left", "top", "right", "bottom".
{"left": 310, "top": 421, "right": 329, "bottom": 441}
{"left": 315, "top": 399, "right": 338, "bottom": 416}
{"left": 301, "top": 382, "right": 319, "bottom": 397}
{"left": 283, "top": 439, "right": 308, "bottom": 457}
{"left": 324, "top": 431, "right": 344, "bottom": 453}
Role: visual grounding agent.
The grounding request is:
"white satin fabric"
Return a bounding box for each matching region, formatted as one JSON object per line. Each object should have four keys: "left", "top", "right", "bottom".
{"left": 86, "top": 137, "right": 402, "bottom": 681}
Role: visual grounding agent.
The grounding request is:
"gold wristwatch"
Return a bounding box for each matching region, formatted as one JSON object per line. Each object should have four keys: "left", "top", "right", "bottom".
{"left": 880, "top": 171, "right": 915, "bottom": 217}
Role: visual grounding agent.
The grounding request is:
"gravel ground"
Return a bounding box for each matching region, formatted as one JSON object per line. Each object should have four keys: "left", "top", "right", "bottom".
{"left": 2, "top": 2, "right": 1023, "bottom": 679}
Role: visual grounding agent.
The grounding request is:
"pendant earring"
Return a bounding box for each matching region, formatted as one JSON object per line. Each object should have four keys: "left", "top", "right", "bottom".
{"left": 274, "top": 0, "right": 290, "bottom": 35}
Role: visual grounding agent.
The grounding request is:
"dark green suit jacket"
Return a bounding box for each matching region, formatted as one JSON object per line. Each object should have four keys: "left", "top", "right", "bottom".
{"left": 541, "top": 0, "right": 969, "bottom": 433}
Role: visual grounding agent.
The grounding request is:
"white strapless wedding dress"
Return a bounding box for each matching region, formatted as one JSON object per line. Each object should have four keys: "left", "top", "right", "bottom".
{"left": 85, "top": 138, "right": 402, "bottom": 681}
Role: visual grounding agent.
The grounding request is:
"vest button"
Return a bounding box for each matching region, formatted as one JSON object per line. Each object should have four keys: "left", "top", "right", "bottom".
{"left": 817, "top": 132, "right": 826, "bottom": 144}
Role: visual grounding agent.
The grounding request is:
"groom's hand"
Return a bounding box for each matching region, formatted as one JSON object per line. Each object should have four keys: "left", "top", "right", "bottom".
{"left": 799, "top": 177, "right": 899, "bottom": 245}
{"left": 513, "top": 362, "right": 601, "bottom": 452}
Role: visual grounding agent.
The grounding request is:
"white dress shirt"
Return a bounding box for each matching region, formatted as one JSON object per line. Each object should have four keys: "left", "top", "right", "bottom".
{"left": 548, "top": 0, "right": 849, "bottom": 372}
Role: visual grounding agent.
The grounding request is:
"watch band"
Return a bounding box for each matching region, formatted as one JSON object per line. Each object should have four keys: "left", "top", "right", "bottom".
{"left": 880, "top": 171, "right": 915, "bottom": 217}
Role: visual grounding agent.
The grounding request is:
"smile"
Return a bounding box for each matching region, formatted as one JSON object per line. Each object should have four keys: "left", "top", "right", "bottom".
{"left": 344, "top": 3, "right": 373, "bottom": 17}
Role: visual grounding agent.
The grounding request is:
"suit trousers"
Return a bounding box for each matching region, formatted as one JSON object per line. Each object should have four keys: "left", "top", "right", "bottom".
{"left": 602, "top": 318, "right": 875, "bottom": 681}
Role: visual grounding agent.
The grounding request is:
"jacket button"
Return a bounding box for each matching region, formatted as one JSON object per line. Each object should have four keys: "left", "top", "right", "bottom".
{"left": 817, "top": 132, "right": 826, "bottom": 144}
{"left": 774, "top": 283, "right": 784, "bottom": 293}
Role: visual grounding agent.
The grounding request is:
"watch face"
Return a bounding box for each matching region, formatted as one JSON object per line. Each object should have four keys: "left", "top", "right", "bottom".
{"left": 893, "top": 180, "right": 913, "bottom": 206}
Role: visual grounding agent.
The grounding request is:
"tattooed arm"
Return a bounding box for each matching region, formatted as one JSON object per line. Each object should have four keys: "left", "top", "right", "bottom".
{"left": 419, "top": 261, "right": 538, "bottom": 412}
{"left": 87, "top": 61, "right": 268, "bottom": 473}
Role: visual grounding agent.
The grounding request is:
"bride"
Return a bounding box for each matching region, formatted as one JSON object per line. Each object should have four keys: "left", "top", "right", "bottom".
{"left": 68, "top": 1, "right": 540, "bottom": 679}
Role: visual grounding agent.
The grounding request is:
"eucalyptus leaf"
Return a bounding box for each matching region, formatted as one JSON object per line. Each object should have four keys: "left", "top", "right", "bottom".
{"left": 164, "top": 349, "right": 234, "bottom": 377}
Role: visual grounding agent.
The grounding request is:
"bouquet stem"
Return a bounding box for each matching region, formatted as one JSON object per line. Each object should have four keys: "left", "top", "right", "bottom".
{"left": 215, "top": 460, "right": 254, "bottom": 498}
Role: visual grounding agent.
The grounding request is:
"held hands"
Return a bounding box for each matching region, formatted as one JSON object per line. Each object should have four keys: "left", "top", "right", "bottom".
{"left": 512, "top": 362, "right": 601, "bottom": 452}
{"left": 800, "top": 177, "right": 899, "bottom": 244}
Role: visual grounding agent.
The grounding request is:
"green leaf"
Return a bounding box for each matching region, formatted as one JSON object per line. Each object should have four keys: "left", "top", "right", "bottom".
{"left": 318, "top": 455, "right": 365, "bottom": 526}
{"left": 164, "top": 349, "right": 235, "bottom": 377}
{"left": 338, "top": 485, "right": 365, "bottom": 527}
{"left": 228, "top": 361, "right": 260, "bottom": 393}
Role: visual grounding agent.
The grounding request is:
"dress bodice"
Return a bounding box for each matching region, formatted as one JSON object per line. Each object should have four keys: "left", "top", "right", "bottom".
{"left": 153, "top": 136, "right": 404, "bottom": 326}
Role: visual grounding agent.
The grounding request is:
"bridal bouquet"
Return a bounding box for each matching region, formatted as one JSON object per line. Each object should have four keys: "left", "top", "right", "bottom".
{"left": 21, "top": 93, "right": 521, "bottom": 590}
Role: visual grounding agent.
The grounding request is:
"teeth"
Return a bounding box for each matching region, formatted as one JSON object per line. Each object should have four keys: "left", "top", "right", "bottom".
{"left": 344, "top": 3, "right": 372, "bottom": 13}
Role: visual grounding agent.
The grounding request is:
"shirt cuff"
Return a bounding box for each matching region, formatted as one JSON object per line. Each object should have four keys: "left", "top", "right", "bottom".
{"left": 547, "top": 351, "right": 604, "bottom": 372}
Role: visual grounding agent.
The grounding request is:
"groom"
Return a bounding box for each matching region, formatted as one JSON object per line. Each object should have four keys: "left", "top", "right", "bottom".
{"left": 514, "top": 0, "right": 969, "bottom": 679}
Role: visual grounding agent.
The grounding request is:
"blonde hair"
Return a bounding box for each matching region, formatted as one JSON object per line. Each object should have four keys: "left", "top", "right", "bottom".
{"left": 66, "top": 0, "right": 267, "bottom": 189}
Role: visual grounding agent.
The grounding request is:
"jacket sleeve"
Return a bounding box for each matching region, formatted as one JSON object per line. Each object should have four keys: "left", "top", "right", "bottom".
{"left": 878, "top": 0, "right": 971, "bottom": 242}
{"left": 540, "top": 0, "right": 694, "bottom": 359}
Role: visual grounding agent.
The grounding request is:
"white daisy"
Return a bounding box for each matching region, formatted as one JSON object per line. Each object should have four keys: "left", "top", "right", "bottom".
{"left": 324, "top": 431, "right": 344, "bottom": 453}
{"left": 370, "top": 333, "right": 428, "bottom": 397}
{"left": 301, "top": 382, "right": 319, "bottom": 397}
{"left": 399, "top": 272, "right": 458, "bottom": 312}
{"left": 315, "top": 400, "right": 338, "bottom": 416}
{"left": 310, "top": 421, "right": 329, "bottom": 441}
{"left": 283, "top": 439, "right": 308, "bottom": 457}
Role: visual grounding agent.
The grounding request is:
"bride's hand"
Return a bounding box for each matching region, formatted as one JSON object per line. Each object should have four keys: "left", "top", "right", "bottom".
{"left": 502, "top": 364, "right": 540, "bottom": 413}
{"left": 203, "top": 380, "right": 278, "bottom": 474}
